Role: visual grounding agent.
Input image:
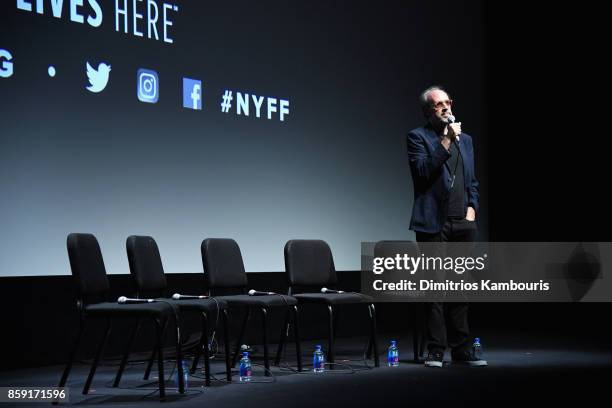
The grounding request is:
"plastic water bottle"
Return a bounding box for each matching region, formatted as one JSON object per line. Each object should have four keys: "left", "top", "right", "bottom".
{"left": 239, "top": 351, "right": 252, "bottom": 382}
{"left": 174, "top": 360, "right": 189, "bottom": 390}
{"left": 472, "top": 338, "right": 483, "bottom": 360}
{"left": 387, "top": 340, "right": 399, "bottom": 367}
{"left": 313, "top": 345, "right": 325, "bottom": 373}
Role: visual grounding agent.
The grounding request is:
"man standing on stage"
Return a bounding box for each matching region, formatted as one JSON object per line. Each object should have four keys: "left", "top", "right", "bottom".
{"left": 406, "top": 86, "right": 487, "bottom": 367}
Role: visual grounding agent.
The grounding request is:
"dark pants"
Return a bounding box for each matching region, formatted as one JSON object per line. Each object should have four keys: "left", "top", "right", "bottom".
{"left": 416, "top": 217, "right": 477, "bottom": 353}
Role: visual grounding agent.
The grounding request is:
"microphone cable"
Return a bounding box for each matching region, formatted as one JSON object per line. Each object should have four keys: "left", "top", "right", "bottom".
{"left": 292, "top": 288, "right": 378, "bottom": 371}
{"left": 103, "top": 362, "right": 205, "bottom": 398}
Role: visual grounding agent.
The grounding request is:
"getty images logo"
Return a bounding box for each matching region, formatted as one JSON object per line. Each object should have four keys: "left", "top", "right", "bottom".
{"left": 0, "top": 49, "right": 14, "bottom": 78}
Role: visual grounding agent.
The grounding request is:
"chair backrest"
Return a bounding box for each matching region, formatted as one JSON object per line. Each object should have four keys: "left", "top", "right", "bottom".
{"left": 201, "top": 238, "right": 248, "bottom": 289}
{"left": 373, "top": 240, "right": 420, "bottom": 259}
{"left": 284, "top": 240, "right": 338, "bottom": 288}
{"left": 67, "top": 233, "right": 110, "bottom": 298}
{"left": 126, "top": 235, "right": 168, "bottom": 295}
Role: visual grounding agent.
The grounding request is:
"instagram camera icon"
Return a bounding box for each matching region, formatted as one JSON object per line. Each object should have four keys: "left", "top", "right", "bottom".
{"left": 137, "top": 69, "right": 159, "bottom": 103}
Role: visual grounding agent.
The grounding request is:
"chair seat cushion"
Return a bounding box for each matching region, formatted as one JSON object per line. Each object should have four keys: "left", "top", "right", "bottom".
{"left": 161, "top": 297, "right": 228, "bottom": 311}
{"left": 217, "top": 294, "right": 297, "bottom": 307}
{"left": 85, "top": 301, "right": 174, "bottom": 317}
{"left": 293, "top": 292, "right": 373, "bottom": 305}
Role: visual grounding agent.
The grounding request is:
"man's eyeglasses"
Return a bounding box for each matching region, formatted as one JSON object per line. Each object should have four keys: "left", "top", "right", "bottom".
{"left": 431, "top": 99, "right": 453, "bottom": 110}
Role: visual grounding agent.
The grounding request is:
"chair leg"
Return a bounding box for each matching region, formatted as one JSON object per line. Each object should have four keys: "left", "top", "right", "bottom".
{"left": 174, "top": 313, "right": 185, "bottom": 394}
{"left": 142, "top": 320, "right": 168, "bottom": 380}
{"left": 327, "top": 305, "right": 335, "bottom": 370}
{"left": 261, "top": 307, "right": 270, "bottom": 376}
{"left": 113, "top": 319, "right": 140, "bottom": 387}
{"left": 333, "top": 307, "right": 340, "bottom": 340}
{"left": 274, "top": 308, "right": 291, "bottom": 366}
{"left": 232, "top": 308, "right": 251, "bottom": 368}
{"left": 413, "top": 304, "right": 420, "bottom": 362}
{"left": 143, "top": 318, "right": 168, "bottom": 380}
{"left": 293, "top": 305, "right": 303, "bottom": 372}
{"left": 201, "top": 314, "right": 211, "bottom": 387}
{"left": 222, "top": 309, "right": 232, "bottom": 382}
{"left": 369, "top": 304, "right": 380, "bottom": 367}
{"left": 154, "top": 318, "right": 166, "bottom": 401}
{"left": 83, "top": 319, "right": 111, "bottom": 395}
{"left": 190, "top": 312, "right": 208, "bottom": 374}
{"left": 58, "top": 319, "right": 85, "bottom": 388}
{"left": 143, "top": 346, "right": 157, "bottom": 380}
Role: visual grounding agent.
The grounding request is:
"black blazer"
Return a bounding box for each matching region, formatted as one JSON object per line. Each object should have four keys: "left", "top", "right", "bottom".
{"left": 406, "top": 125, "right": 479, "bottom": 234}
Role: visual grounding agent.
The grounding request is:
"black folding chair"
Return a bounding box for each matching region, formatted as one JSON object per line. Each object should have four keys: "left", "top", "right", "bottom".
{"left": 201, "top": 238, "right": 302, "bottom": 375}
{"left": 283, "top": 239, "right": 380, "bottom": 368}
{"left": 58, "top": 233, "right": 177, "bottom": 401}
{"left": 121, "top": 235, "right": 232, "bottom": 387}
{"left": 374, "top": 240, "right": 426, "bottom": 362}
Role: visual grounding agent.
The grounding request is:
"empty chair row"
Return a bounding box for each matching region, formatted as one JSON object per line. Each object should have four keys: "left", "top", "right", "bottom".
{"left": 59, "top": 233, "right": 379, "bottom": 402}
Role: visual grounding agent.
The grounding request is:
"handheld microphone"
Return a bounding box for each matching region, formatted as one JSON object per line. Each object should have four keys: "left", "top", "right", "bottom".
{"left": 117, "top": 296, "right": 155, "bottom": 304}
{"left": 248, "top": 289, "right": 276, "bottom": 296}
{"left": 172, "top": 293, "right": 208, "bottom": 300}
{"left": 447, "top": 114, "right": 461, "bottom": 144}
{"left": 321, "top": 287, "right": 344, "bottom": 294}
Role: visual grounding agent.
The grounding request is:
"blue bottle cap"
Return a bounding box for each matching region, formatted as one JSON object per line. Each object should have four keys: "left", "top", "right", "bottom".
{"left": 315, "top": 344, "right": 322, "bottom": 350}
{"left": 391, "top": 340, "right": 397, "bottom": 345}
{"left": 242, "top": 351, "right": 249, "bottom": 357}
{"left": 474, "top": 337, "right": 480, "bottom": 343}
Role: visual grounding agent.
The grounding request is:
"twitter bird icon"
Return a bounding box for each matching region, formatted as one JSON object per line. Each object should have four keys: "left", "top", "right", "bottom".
{"left": 86, "top": 62, "right": 111, "bottom": 93}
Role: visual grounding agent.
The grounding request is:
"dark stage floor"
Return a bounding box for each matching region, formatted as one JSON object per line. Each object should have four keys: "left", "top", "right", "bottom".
{"left": 2, "top": 332, "right": 611, "bottom": 407}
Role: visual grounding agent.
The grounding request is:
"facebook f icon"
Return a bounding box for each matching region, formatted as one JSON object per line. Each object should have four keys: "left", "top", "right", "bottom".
{"left": 183, "top": 78, "right": 202, "bottom": 110}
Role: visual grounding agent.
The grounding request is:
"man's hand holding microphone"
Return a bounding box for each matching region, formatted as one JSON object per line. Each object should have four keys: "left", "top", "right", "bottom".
{"left": 441, "top": 115, "right": 461, "bottom": 150}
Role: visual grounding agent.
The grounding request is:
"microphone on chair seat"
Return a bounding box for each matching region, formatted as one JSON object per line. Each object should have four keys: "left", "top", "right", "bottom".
{"left": 117, "top": 296, "right": 155, "bottom": 304}
{"left": 172, "top": 293, "right": 208, "bottom": 300}
{"left": 321, "top": 287, "right": 344, "bottom": 294}
{"left": 248, "top": 289, "right": 276, "bottom": 296}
